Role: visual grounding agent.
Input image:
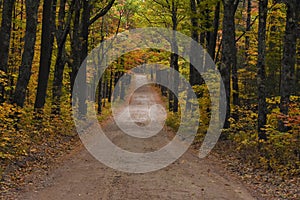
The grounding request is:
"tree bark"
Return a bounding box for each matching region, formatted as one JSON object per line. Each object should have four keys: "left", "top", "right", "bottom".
{"left": 103, "top": 78, "right": 108, "bottom": 107}
{"left": 70, "top": 0, "right": 81, "bottom": 104}
{"left": 186, "top": 0, "right": 199, "bottom": 111}
{"left": 0, "top": 0, "right": 15, "bottom": 103}
{"left": 34, "top": 0, "right": 56, "bottom": 110}
{"left": 208, "top": 1, "right": 220, "bottom": 61}
{"left": 70, "top": 0, "right": 115, "bottom": 116}
{"left": 76, "top": 0, "right": 90, "bottom": 116}
{"left": 51, "top": 47, "right": 66, "bottom": 115}
{"left": 244, "top": 0, "right": 251, "bottom": 64}
{"left": 220, "top": 0, "right": 239, "bottom": 128}
{"left": 108, "top": 67, "right": 113, "bottom": 103}
{"left": 257, "top": 0, "right": 268, "bottom": 140}
{"left": 169, "top": 0, "right": 179, "bottom": 113}
{"left": 279, "top": 0, "right": 298, "bottom": 132}
{"left": 189, "top": 0, "right": 199, "bottom": 85}
{"left": 51, "top": 0, "right": 66, "bottom": 114}
{"left": 13, "top": 0, "right": 40, "bottom": 107}
{"left": 51, "top": 0, "right": 75, "bottom": 114}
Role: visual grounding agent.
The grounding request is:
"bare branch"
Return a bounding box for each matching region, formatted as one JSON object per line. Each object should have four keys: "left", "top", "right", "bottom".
{"left": 89, "top": 0, "right": 115, "bottom": 26}
{"left": 57, "top": 0, "right": 76, "bottom": 48}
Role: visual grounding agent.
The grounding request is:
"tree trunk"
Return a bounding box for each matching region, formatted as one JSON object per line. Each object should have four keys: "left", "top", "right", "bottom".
{"left": 169, "top": 0, "right": 179, "bottom": 113}
{"left": 13, "top": 0, "right": 40, "bottom": 107}
{"left": 70, "top": 0, "right": 114, "bottom": 116}
{"left": 204, "top": 7, "right": 211, "bottom": 49}
{"left": 257, "top": 0, "right": 268, "bottom": 140}
{"left": 221, "top": 0, "right": 239, "bottom": 128}
{"left": 186, "top": 0, "right": 199, "bottom": 111}
{"left": 244, "top": 0, "right": 251, "bottom": 64}
{"left": 51, "top": 0, "right": 66, "bottom": 114}
{"left": 96, "top": 17, "right": 106, "bottom": 114}
{"left": 97, "top": 78, "right": 102, "bottom": 114}
{"left": 103, "top": 78, "right": 107, "bottom": 107}
{"left": 34, "top": 0, "right": 56, "bottom": 110}
{"left": 231, "top": 5, "right": 239, "bottom": 119}
{"left": 0, "top": 0, "right": 15, "bottom": 103}
{"left": 120, "top": 75, "right": 126, "bottom": 101}
{"left": 76, "top": 0, "right": 90, "bottom": 116}
{"left": 51, "top": 0, "right": 75, "bottom": 114}
{"left": 208, "top": 1, "right": 220, "bottom": 61}
{"left": 171, "top": 51, "right": 179, "bottom": 113}
{"left": 51, "top": 47, "right": 66, "bottom": 115}
{"left": 279, "top": 0, "right": 298, "bottom": 132}
{"left": 70, "top": 0, "right": 81, "bottom": 104}
{"left": 108, "top": 67, "right": 113, "bottom": 103}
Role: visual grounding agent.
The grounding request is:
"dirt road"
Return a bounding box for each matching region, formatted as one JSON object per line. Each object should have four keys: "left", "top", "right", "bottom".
{"left": 19, "top": 75, "right": 256, "bottom": 200}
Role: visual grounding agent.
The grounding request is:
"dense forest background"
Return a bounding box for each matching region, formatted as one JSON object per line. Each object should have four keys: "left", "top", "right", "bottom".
{"left": 0, "top": 0, "right": 299, "bottom": 198}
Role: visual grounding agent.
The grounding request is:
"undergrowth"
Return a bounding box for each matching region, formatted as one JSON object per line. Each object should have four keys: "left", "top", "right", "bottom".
{"left": 0, "top": 100, "right": 112, "bottom": 181}
{"left": 165, "top": 86, "right": 300, "bottom": 177}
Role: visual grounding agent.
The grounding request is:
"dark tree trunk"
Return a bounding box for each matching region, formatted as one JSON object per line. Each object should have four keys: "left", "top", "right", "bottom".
{"left": 97, "top": 17, "right": 105, "bottom": 114}
{"left": 51, "top": 0, "right": 66, "bottom": 114}
{"left": 108, "top": 67, "right": 113, "bottom": 103}
{"left": 208, "top": 1, "right": 220, "bottom": 61}
{"left": 34, "top": 0, "right": 56, "bottom": 110}
{"left": 120, "top": 75, "right": 126, "bottom": 101}
{"left": 169, "top": 0, "right": 179, "bottom": 113}
{"left": 8, "top": 2, "right": 17, "bottom": 100}
{"left": 70, "top": 0, "right": 81, "bottom": 103}
{"left": 80, "top": 0, "right": 90, "bottom": 63}
{"left": 51, "top": 0, "right": 75, "bottom": 114}
{"left": 257, "top": 0, "right": 268, "bottom": 140}
{"left": 103, "top": 78, "right": 108, "bottom": 107}
{"left": 113, "top": 71, "right": 121, "bottom": 100}
{"left": 0, "top": 0, "right": 15, "bottom": 103}
{"left": 187, "top": 0, "right": 200, "bottom": 111}
{"left": 76, "top": 0, "right": 90, "bottom": 116}
{"left": 13, "top": 0, "right": 40, "bottom": 107}
{"left": 96, "top": 35, "right": 103, "bottom": 114}
{"left": 200, "top": 32, "right": 205, "bottom": 46}
{"left": 230, "top": 4, "right": 240, "bottom": 118}
{"left": 97, "top": 79, "right": 102, "bottom": 114}
{"left": 52, "top": 47, "right": 66, "bottom": 115}
{"left": 245, "top": 0, "right": 251, "bottom": 64}
{"left": 70, "top": 0, "right": 114, "bottom": 116}
{"left": 204, "top": 8, "right": 211, "bottom": 49}
{"left": 279, "top": 0, "right": 299, "bottom": 132}
{"left": 220, "top": 0, "right": 239, "bottom": 128}
{"left": 171, "top": 51, "right": 179, "bottom": 113}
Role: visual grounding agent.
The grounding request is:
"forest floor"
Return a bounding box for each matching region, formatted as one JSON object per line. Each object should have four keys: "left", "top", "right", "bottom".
{"left": 1, "top": 74, "right": 297, "bottom": 199}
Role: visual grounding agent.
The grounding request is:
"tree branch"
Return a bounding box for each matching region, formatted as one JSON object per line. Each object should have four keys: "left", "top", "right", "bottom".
{"left": 235, "top": 15, "right": 258, "bottom": 43}
{"left": 235, "top": 2, "right": 278, "bottom": 43}
{"left": 57, "top": 0, "right": 76, "bottom": 48}
{"left": 89, "top": 0, "right": 115, "bottom": 26}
